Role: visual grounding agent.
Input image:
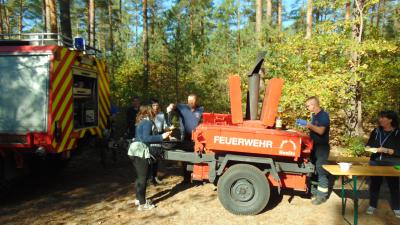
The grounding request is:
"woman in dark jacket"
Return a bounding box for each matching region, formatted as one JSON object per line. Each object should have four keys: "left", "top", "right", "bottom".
{"left": 132, "top": 105, "right": 171, "bottom": 211}
{"left": 365, "top": 110, "right": 400, "bottom": 218}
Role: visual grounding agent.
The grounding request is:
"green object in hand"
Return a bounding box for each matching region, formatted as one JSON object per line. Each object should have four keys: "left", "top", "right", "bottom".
{"left": 394, "top": 165, "right": 400, "bottom": 170}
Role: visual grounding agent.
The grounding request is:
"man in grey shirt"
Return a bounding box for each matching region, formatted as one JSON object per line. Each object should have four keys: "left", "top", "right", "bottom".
{"left": 152, "top": 99, "right": 168, "bottom": 133}
{"left": 150, "top": 99, "right": 167, "bottom": 185}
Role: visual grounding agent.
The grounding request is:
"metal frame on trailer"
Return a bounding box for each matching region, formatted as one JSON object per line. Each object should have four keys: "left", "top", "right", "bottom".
{"left": 163, "top": 149, "right": 315, "bottom": 186}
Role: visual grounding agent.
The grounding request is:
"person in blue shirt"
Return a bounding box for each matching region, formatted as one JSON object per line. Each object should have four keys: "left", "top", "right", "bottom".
{"left": 304, "top": 96, "right": 330, "bottom": 205}
{"left": 131, "top": 105, "right": 171, "bottom": 211}
{"left": 176, "top": 94, "right": 204, "bottom": 142}
{"left": 175, "top": 94, "right": 204, "bottom": 183}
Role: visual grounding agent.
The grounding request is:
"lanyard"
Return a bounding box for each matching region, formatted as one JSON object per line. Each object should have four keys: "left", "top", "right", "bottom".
{"left": 379, "top": 130, "right": 393, "bottom": 159}
{"left": 379, "top": 130, "right": 393, "bottom": 147}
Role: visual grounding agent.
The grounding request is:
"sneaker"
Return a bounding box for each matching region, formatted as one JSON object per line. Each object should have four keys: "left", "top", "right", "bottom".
{"left": 154, "top": 177, "right": 163, "bottom": 185}
{"left": 134, "top": 199, "right": 152, "bottom": 206}
{"left": 394, "top": 210, "right": 400, "bottom": 218}
{"left": 310, "top": 193, "right": 317, "bottom": 200}
{"left": 138, "top": 202, "right": 155, "bottom": 211}
{"left": 311, "top": 196, "right": 327, "bottom": 205}
{"left": 366, "top": 206, "right": 376, "bottom": 215}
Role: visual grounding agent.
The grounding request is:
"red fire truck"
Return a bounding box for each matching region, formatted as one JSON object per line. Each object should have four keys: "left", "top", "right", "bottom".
{"left": 0, "top": 33, "right": 111, "bottom": 194}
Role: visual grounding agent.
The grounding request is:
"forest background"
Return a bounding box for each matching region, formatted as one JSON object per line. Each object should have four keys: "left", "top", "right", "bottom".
{"left": 1, "top": 0, "right": 399, "bottom": 154}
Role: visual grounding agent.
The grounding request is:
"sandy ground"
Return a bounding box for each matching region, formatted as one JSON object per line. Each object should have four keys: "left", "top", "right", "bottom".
{"left": 0, "top": 146, "right": 399, "bottom": 225}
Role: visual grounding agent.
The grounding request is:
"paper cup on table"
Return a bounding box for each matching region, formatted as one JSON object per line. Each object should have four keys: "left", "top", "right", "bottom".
{"left": 338, "top": 162, "right": 352, "bottom": 171}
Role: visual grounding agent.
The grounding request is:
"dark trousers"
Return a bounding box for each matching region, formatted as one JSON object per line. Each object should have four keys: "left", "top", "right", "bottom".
{"left": 311, "top": 144, "right": 330, "bottom": 198}
{"left": 178, "top": 139, "right": 194, "bottom": 182}
{"left": 132, "top": 156, "right": 149, "bottom": 205}
{"left": 369, "top": 176, "right": 400, "bottom": 210}
{"left": 150, "top": 160, "right": 158, "bottom": 180}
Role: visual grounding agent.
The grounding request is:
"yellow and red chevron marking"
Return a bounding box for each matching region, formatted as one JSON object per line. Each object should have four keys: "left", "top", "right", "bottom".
{"left": 48, "top": 48, "right": 110, "bottom": 153}
{"left": 96, "top": 59, "right": 111, "bottom": 131}
{"left": 49, "top": 47, "right": 77, "bottom": 153}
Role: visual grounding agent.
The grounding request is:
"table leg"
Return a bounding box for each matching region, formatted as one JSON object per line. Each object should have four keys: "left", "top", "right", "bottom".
{"left": 353, "top": 176, "right": 358, "bottom": 225}
{"left": 341, "top": 176, "right": 346, "bottom": 216}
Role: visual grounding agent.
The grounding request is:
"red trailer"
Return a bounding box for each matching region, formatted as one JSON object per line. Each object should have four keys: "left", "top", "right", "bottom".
{"left": 163, "top": 54, "right": 314, "bottom": 215}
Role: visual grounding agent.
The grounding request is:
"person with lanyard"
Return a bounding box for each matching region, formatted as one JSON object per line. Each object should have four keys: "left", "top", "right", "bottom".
{"left": 304, "top": 96, "right": 331, "bottom": 205}
{"left": 365, "top": 110, "right": 400, "bottom": 218}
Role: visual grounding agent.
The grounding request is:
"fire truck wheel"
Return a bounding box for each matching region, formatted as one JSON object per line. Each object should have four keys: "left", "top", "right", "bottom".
{"left": 217, "top": 164, "right": 270, "bottom": 215}
{"left": 0, "top": 155, "right": 14, "bottom": 199}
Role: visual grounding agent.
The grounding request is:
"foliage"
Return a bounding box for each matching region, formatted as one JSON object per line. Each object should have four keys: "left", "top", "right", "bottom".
{"left": 2, "top": 0, "right": 400, "bottom": 146}
{"left": 342, "top": 135, "right": 367, "bottom": 156}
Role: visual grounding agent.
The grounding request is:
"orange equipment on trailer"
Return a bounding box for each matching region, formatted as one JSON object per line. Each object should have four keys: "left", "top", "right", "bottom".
{"left": 163, "top": 53, "right": 314, "bottom": 215}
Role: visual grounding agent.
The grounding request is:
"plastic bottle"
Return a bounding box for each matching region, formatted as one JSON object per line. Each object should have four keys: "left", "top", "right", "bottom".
{"left": 276, "top": 106, "right": 283, "bottom": 129}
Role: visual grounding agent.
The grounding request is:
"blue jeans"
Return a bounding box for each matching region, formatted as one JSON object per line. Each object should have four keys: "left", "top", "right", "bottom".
{"left": 311, "top": 144, "right": 330, "bottom": 198}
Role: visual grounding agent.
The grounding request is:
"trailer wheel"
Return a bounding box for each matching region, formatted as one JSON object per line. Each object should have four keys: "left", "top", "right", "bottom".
{"left": 217, "top": 164, "right": 270, "bottom": 215}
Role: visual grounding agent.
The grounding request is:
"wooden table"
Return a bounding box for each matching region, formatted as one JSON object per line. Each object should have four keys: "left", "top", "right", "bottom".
{"left": 322, "top": 165, "right": 400, "bottom": 225}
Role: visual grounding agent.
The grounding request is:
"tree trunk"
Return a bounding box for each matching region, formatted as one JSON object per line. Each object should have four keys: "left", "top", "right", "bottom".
{"left": 4, "top": 2, "right": 10, "bottom": 34}
{"left": 237, "top": 0, "right": 241, "bottom": 69}
{"left": 42, "top": 0, "right": 47, "bottom": 32}
{"left": 119, "top": 0, "right": 122, "bottom": 21}
{"left": 376, "top": 0, "right": 385, "bottom": 34}
{"left": 108, "top": 0, "right": 114, "bottom": 51}
{"left": 369, "top": 4, "right": 376, "bottom": 27}
{"left": 345, "top": 1, "right": 351, "bottom": 21}
{"left": 256, "top": 0, "right": 262, "bottom": 32}
{"left": 59, "top": 0, "right": 72, "bottom": 43}
{"left": 277, "top": 0, "right": 282, "bottom": 30}
{"left": 88, "top": 0, "right": 95, "bottom": 47}
{"left": 256, "top": 0, "right": 262, "bottom": 46}
{"left": 0, "top": 0, "right": 4, "bottom": 35}
{"left": 150, "top": 0, "right": 155, "bottom": 37}
{"left": 142, "top": 0, "right": 149, "bottom": 99}
{"left": 49, "top": 0, "right": 57, "bottom": 34}
{"left": 200, "top": 7, "right": 204, "bottom": 58}
{"left": 135, "top": 0, "right": 139, "bottom": 47}
{"left": 44, "top": 0, "right": 51, "bottom": 32}
{"left": 305, "top": 0, "right": 313, "bottom": 39}
{"left": 175, "top": 10, "right": 181, "bottom": 102}
{"left": 376, "top": 0, "right": 381, "bottom": 30}
{"left": 347, "top": 0, "right": 366, "bottom": 136}
{"left": 189, "top": 1, "right": 194, "bottom": 56}
{"left": 19, "top": 0, "right": 23, "bottom": 34}
{"left": 266, "top": 0, "right": 272, "bottom": 25}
